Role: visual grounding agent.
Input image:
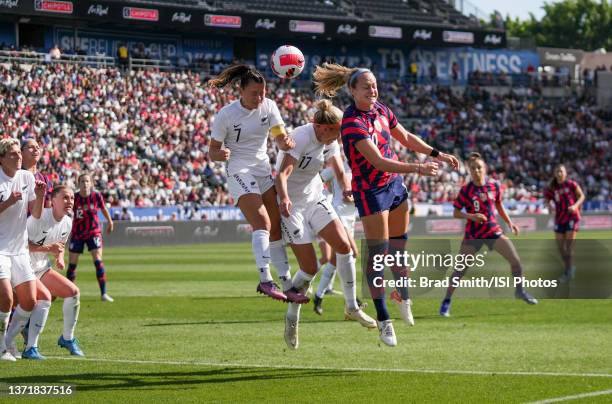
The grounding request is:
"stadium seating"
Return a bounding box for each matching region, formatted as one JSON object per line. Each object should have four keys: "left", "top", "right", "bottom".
{"left": 0, "top": 62, "right": 609, "bottom": 209}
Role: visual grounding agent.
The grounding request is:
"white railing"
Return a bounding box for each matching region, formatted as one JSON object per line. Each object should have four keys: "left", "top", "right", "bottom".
{"left": 0, "top": 50, "right": 115, "bottom": 67}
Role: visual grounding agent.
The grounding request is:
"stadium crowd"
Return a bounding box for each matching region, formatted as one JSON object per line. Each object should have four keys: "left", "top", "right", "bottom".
{"left": 0, "top": 62, "right": 609, "bottom": 213}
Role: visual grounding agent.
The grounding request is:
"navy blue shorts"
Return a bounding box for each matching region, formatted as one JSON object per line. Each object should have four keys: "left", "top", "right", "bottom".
{"left": 353, "top": 175, "right": 409, "bottom": 217}
{"left": 462, "top": 234, "right": 501, "bottom": 252}
{"left": 554, "top": 220, "right": 580, "bottom": 234}
{"left": 69, "top": 236, "right": 103, "bottom": 254}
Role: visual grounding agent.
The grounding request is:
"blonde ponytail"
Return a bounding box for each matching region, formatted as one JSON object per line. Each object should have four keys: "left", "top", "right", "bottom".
{"left": 313, "top": 63, "right": 358, "bottom": 97}
{"left": 313, "top": 99, "right": 343, "bottom": 124}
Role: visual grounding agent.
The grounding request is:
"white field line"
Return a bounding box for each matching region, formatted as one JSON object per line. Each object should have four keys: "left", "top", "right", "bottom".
{"left": 47, "top": 356, "right": 612, "bottom": 378}
{"left": 526, "top": 389, "right": 612, "bottom": 404}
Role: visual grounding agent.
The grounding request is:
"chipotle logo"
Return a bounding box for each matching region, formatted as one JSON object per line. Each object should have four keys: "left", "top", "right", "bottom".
{"left": 34, "top": 0, "right": 73, "bottom": 14}
{"left": 123, "top": 6, "right": 159, "bottom": 21}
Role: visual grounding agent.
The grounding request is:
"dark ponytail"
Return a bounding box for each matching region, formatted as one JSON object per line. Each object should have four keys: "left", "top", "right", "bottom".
{"left": 208, "top": 64, "right": 265, "bottom": 89}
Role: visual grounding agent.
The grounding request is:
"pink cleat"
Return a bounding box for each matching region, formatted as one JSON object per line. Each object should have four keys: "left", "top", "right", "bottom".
{"left": 256, "top": 282, "right": 287, "bottom": 301}
{"left": 284, "top": 288, "right": 310, "bottom": 304}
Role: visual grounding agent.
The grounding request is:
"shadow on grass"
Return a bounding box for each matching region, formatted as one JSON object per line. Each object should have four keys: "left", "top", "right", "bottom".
{"left": 143, "top": 318, "right": 352, "bottom": 327}
{"left": 2, "top": 367, "right": 355, "bottom": 392}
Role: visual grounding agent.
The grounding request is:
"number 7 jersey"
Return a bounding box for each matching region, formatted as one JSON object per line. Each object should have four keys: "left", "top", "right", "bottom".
{"left": 211, "top": 98, "right": 284, "bottom": 177}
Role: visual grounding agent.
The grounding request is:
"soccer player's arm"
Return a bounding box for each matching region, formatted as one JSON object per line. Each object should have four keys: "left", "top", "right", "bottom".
{"left": 452, "top": 190, "right": 469, "bottom": 220}
{"left": 328, "top": 153, "right": 352, "bottom": 202}
{"left": 269, "top": 100, "right": 294, "bottom": 151}
{"left": 570, "top": 181, "right": 585, "bottom": 212}
{"left": 99, "top": 193, "right": 114, "bottom": 234}
{"left": 543, "top": 187, "right": 554, "bottom": 214}
{"left": 354, "top": 139, "right": 418, "bottom": 174}
{"left": 494, "top": 184, "right": 518, "bottom": 235}
{"left": 387, "top": 106, "right": 458, "bottom": 169}
{"left": 29, "top": 173, "right": 45, "bottom": 219}
{"left": 275, "top": 153, "right": 297, "bottom": 218}
{"left": 209, "top": 111, "right": 230, "bottom": 162}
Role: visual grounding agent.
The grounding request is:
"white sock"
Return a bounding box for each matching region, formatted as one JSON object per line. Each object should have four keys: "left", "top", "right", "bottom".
{"left": 63, "top": 294, "right": 80, "bottom": 341}
{"left": 0, "top": 311, "right": 9, "bottom": 351}
{"left": 327, "top": 269, "right": 338, "bottom": 292}
{"left": 316, "top": 263, "right": 335, "bottom": 298}
{"left": 287, "top": 279, "right": 311, "bottom": 321}
{"left": 27, "top": 300, "right": 51, "bottom": 349}
{"left": 292, "top": 269, "right": 314, "bottom": 291}
{"left": 5, "top": 305, "right": 31, "bottom": 348}
{"left": 337, "top": 252, "right": 358, "bottom": 311}
{"left": 252, "top": 229, "right": 273, "bottom": 282}
{"left": 270, "top": 239, "right": 292, "bottom": 291}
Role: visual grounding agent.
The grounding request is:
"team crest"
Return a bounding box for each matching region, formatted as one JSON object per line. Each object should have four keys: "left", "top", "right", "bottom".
{"left": 479, "top": 192, "right": 487, "bottom": 200}
{"left": 374, "top": 119, "right": 382, "bottom": 132}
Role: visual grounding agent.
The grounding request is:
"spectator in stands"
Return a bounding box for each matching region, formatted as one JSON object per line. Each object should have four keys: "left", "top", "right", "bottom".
{"left": 117, "top": 43, "right": 129, "bottom": 68}
{"left": 49, "top": 44, "right": 61, "bottom": 61}
{"left": 429, "top": 61, "right": 437, "bottom": 83}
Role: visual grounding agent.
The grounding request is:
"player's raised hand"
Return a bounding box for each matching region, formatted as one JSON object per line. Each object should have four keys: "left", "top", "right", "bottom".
{"left": 5, "top": 191, "right": 23, "bottom": 206}
{"left": 342, "top": 189, "right": 354, "bottom": 203}
{"left": 279, "top": 197, "right": 292, "bottom": 218}
{"left": 48, "top": 242, "right": 64, "bottom": 256}
{"left": 469, "top": 213, "right": 488, "bottom": 223}
{"left": 420, "top": 161, "right": 439, "bottom": 176}
{"left": 437, "top": 153, "right": 460, "bottom": 170}
{"left": 34, "top": 181, "right": 47, "bottom": 198}
{"left": 107, "top": 220, "right": 115, "bottom": 234}
{"left": 276, "top": 134, "right": 295, "bottom": 151}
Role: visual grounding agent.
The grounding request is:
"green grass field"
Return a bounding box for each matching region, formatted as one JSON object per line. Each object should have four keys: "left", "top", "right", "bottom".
{"left": 2, "top": 231, "right": 611, "bottom": 403}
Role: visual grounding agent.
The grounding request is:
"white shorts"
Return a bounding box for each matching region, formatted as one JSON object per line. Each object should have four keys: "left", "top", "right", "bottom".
{"left": 0, "top": 254, "right": 36, "bottom": 287}
{"left": 281, "top": 197, "right": 338, "bottom": 245}
{"left": 334, "top": 202, "right": 357, "bottom": 237}
{"left": 35, "top": 267, "right": 52, "bottom": 280}
{"left": 227, "top": 172, "right": 274, "bottom": 204}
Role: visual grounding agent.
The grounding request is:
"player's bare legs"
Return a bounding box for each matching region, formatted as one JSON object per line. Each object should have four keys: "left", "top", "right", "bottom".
{"left": 261, "top": 186, "right": 295, "bottom": 294}
{"left": 238, "top": 192, "right": 286, "bottom": 301}
{"left": 556, "top": 231, "right": 577, "bottom": 282}
{"left": 493, "top": 236, "right": 537, "bottom": 304}
{"left": 0, "top": 278, "right": 13, "bottom": 359}
{"left": 41, "top": 270, "right": 83, "bottom": 356}
{"left": 388, "top": 201, "right": 414, "bottom": 325}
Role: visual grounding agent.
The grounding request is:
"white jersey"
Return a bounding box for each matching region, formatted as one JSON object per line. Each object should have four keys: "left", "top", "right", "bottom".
{"left": 211, "top": 98, "right": 284, "bottom": 177}
{"left": 0, "top": 168, "right": 36, "bottom": 256}
{"left": 27, "top": 208, "right": 72, "bottom": 273}
{"left": 320, "top": 158, "right": 353, "bottom": 208}
{"left": 276, "top": 123, "right": 340, "bottom": 207}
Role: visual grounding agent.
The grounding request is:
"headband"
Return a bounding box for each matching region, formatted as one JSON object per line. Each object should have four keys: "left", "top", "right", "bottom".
{"left": 349, "top": 68, "right": 371, "bottom": 87}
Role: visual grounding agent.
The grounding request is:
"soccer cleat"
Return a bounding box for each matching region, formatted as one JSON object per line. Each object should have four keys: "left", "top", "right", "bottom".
{"left": 284, "top": 316, "right": 299, "bottom": 350}
{"left": 22, "top": 346, "right": 46, "bottom": 360}
{"left": 324, "top": 288, "right": 343, "bottom": 296}
{"left": 1, "top": 350, "right": 16, "bottom": 361}
{"left": 378, "top": 320, "right": 397, "bottom": 347}
{"left": 397, "top": 299, "right": 415, "bottom": 326}
{"left": 440, "top": 299, "right": 451, "bottom": 317}
{"left": 6, "top": 344, "right": 21, "bottom": 359}
{"left": 101, "top": 294, "right": 114, "bottom": 302}
{"left": 356, "top": 298, "right": 368, "bottom": 310}
{"left": 256, "top": 282, "right": 287, "bottom": 301}
{"left": 284, "top": 288, "right": 310, "bottom": 304}
{"left": 515, "top": 290, "right": 538, "bottom": 305}
{"left": 313, "top": 295, "right": 323, "bottom": 315}
{"left": 58, "top": 336, "right": 85, "bottom": 356}
{"left": 558, "top": 267, "right": 576, "bottom": 283}
{"left": 344, "top": 308, "right": 377, "bottom": 329}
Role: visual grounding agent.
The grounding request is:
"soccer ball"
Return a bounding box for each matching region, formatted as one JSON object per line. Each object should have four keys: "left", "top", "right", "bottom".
{"left": 270, "top": 45, "right": 305, "bottom": 79}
